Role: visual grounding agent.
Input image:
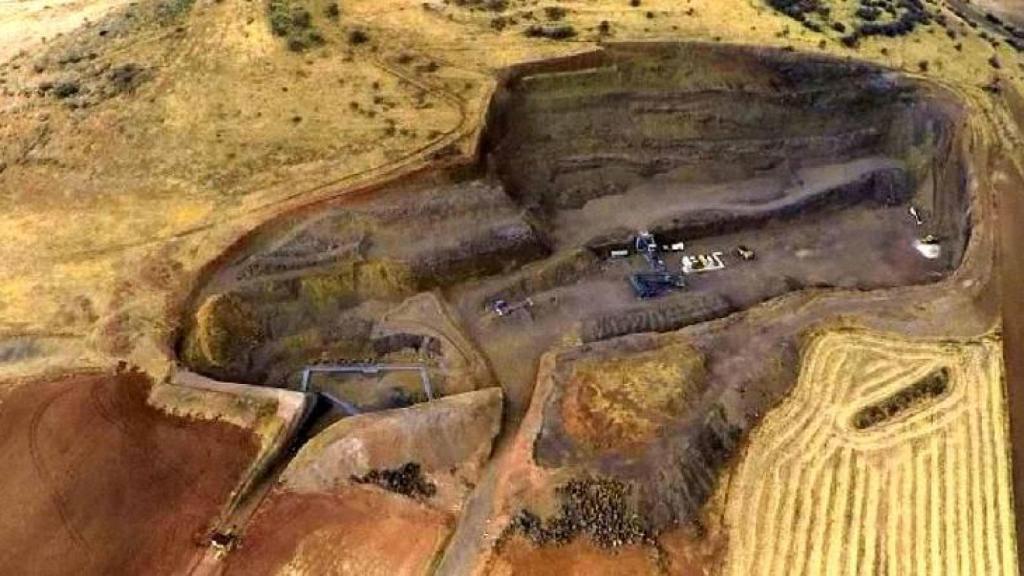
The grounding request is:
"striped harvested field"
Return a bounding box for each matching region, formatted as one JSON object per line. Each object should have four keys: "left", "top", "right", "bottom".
{"left": 721, "top": 328, "right": 1017, "bottom": 576}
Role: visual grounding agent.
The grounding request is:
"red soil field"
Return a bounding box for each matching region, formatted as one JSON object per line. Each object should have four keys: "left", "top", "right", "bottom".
{"left": 0, "top": 370, "right": 258, "bottom": 575}
{"left": 225, "top": 486, "right": 452, "bottom": 576}
{"left": 488, "top": 537, "right": 662, "bottom": 575}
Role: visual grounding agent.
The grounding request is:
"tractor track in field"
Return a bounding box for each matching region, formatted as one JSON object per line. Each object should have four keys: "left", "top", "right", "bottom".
{"left": 27, "top": 383, "right": 91, "bottom": 554}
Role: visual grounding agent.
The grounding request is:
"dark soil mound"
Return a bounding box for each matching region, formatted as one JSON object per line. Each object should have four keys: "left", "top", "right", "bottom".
{"left": 351, "top": 462, "right": 437, "bottom": 499}
{"left": 506, "top": 477, "right": 652, "bottom": 549}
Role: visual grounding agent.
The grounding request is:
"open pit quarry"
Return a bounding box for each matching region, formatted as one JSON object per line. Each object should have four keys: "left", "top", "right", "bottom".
{"left": 1, "top": 0, "right": 1023, "bottom": 574}
{"left": 171, "top": 43, "right": 997, "bottom": 574}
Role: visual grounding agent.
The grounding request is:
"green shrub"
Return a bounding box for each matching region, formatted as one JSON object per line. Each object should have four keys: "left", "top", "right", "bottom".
{"left": 156, "top": 0, "right": 196, "bottom": 21}
{"left": 269, "top": 0, "right": 293, "bottom": 36}
{"left": 267, "top": 0, "right": 323, "bottom": 51}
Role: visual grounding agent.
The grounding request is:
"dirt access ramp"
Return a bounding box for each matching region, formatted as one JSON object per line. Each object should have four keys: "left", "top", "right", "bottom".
{"left": 0, "top": 369, "right": 259, "bottom": 575}
{"left": 162, "top": 369, "right": 313, "bottom": 530}
{"left": 223, "top": 388, "right": 502, "bottom": 575}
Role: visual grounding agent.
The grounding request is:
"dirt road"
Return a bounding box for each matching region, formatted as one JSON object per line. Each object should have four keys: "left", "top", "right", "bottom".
{"left": 996, "top": 149, "right": 1024, "bottom": 565}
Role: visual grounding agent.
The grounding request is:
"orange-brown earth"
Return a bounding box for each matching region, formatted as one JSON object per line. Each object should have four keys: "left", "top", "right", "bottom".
{"left": 224, "top": 486, "right": 452, "bottom": 576}
{"left": 0, "top": 370, "right": 258, "bottom": 575}
{"left": 489, "top": 536, "right": 661, "bottom": 576}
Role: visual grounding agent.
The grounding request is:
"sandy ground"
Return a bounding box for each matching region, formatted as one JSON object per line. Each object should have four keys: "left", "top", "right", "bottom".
{"left": 0, "top": 0, "right": 130, "bottom": 62}
{"left": 0, "top": 370, "right": 258, "bottom": 575}
{"left": 974, "top": 0, "right": 1024, "bottom": 27}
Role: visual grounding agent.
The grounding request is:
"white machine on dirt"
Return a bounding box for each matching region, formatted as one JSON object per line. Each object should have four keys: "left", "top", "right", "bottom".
{"left": 682, "top": 251, "right": 726, "bottom": 275}
{"left": 909, "top": 205, "right": 924, "bottom": 226}
{"left": 913, "top": 235, "right": 941, "bottom": 260}
{"left": 490, "top": 298, "right": 534, "bottom": 318}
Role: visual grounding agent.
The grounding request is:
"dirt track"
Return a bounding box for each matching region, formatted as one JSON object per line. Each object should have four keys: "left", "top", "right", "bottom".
{"left": 995, "top": 129, "right": 1024, "bottom": 565}
{"left": 0, "top": 370, "right": 257, "bottom": 575}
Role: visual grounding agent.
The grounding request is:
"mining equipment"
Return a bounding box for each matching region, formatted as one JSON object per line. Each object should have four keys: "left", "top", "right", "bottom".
{"left": 628, "top": 231, "right": 687, "bottom": 298}
{"left": 630, "top": 271, "right": 687, "bottom": 299}
{"left": 913, "top": 234, "right": 942, "bottom": 259}
{"left": 909, "top": 205, "right": 924, "bottom": 225}
{"left": 490, "top": 298, "right": 534, "bottom": 318}
{"left": 209, "top": 530, "right": 238, "bottom": 557}
{"left": 635, "top": 230, "right": 666, "bottom": 271}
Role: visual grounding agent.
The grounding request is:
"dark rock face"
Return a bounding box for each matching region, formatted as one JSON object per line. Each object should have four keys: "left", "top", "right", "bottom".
{"left": 412, "top": 221, "right": 550, "bottom": 286}
{"left": 584, "top": 166, "right": 914, "bottom": 256}
{"left": 486, "top": 47, "right": 917, "bottom": 217}
{"left": 180, "top": 180, "right": 543, "bottom": 388}
{"left": 371, "top": 333, "right": 443, "bottom": 357}
{"left": 639, "top": 405, "right": 742, "bottom": 528}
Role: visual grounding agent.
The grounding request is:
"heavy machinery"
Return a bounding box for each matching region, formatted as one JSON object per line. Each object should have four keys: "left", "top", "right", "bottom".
{"left": 913, "top": 234, "right": 941, "bottom": 259}
{"left": 490, "top": 298, "right": 534, "bottom": 318}
{"left": 628, "top": 231, "right": 687, "bottom": 298}
{"left": 635, "top": 230, "right": 666, "bottom": 271}
{"left": 630, "top": 271, "right": 687, "bottom": 298}
{"left": 909, "top": 205, "right": 924, "bottom": 225}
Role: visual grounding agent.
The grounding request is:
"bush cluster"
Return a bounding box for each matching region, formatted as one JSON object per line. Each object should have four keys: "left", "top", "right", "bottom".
{"left": 268, "top": 0, "right": 324, "bottom": 52}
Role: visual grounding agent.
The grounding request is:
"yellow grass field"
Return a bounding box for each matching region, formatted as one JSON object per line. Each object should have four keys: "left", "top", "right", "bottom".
{"left": 721, "top": 328, "right": 1017, "bottom": 576}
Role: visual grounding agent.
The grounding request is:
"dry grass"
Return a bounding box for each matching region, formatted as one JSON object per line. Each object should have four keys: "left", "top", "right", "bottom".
{"left": 561, "top": 342, "right": 706, "bottom": 452}
{"left": 720, "top": 328, "right": 1017, "bottom": 576}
